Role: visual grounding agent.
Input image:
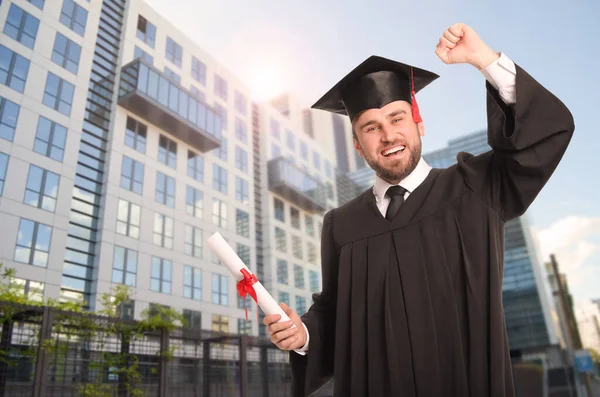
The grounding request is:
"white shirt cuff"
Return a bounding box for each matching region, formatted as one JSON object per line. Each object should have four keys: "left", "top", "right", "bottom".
{"left": 480, "top": 52, "right": 517, "bottom": 105}
{"left": 293, "top": 323, "right": 310, "bottom": 355}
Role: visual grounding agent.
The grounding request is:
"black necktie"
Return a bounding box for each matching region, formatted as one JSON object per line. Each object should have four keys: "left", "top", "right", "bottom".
{"left": 385, "top": 185, "right": 408, "bottom": 221}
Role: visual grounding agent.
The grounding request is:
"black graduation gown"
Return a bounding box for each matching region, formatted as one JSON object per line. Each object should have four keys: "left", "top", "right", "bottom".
{"left": 289, "top": 64, "right": 575, "bottom": 396}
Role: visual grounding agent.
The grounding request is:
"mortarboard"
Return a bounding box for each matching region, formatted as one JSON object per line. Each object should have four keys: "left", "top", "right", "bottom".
{"left": 311, "top": 55, "right": 439, "bottom": 123}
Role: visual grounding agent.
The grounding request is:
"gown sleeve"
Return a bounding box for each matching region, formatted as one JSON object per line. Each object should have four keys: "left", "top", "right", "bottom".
{"left": 457, "top": 64, "right": 575, "bottom": 221}
{"left": 290, "top": 209, "right": 339, "bottom": 396}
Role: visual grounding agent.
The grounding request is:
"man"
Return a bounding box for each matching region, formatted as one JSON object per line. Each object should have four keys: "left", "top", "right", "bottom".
{"left": 264, "top": 23, "right": 574, "bottom": 396}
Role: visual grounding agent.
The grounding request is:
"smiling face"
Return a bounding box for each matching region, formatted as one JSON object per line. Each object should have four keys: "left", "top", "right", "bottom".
{"left": 352, "top": 100, "right": 424, "bottom": 185}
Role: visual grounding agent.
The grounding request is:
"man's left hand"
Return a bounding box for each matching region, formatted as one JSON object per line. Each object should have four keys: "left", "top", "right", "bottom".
{"left": 435, "top": 23, "right": 500, "bottom": 70}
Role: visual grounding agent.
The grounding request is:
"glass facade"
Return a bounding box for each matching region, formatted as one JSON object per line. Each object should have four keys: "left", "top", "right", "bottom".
{"left": 62, "top": 0, "right": 127, "bottom": 305}
{"left": 119, "top": 58, "right": 223, "bottom": 152}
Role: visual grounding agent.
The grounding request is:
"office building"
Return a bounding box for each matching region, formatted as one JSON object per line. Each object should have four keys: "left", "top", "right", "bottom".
{"left": 0, "top": 0, "right": 336, "bottom": 336}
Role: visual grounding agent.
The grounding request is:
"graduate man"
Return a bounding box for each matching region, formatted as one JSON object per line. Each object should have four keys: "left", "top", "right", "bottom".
{"left": 264, "top": 22, "right": 574, "bottom": 396}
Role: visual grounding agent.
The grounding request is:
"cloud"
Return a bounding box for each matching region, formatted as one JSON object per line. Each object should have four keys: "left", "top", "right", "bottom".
{"left": 532, "top": 216, "right": 600, "bottom": 293}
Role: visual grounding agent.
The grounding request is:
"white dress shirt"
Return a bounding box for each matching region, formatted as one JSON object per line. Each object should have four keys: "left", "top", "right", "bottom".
{"left": 294, "top": 52, "right": 518, "bottom": 355}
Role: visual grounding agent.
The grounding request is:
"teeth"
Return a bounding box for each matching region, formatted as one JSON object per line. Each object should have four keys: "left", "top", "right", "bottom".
{"left": 384, "top": 146, "right": 405, "bottom": 156}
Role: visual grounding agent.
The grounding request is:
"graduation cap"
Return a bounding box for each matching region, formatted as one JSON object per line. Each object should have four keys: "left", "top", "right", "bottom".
{"left": 311, "top": 55, "right": 439, "bottom": 123}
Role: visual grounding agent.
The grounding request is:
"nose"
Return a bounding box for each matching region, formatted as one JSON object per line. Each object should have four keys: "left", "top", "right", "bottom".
{"left": 380, "top": 123, "right": 396, "bottom": 143}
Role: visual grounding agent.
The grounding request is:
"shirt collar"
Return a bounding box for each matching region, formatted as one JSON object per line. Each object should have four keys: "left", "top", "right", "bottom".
{"left": 373, "top": 157, "right": 432, "bottom": 202}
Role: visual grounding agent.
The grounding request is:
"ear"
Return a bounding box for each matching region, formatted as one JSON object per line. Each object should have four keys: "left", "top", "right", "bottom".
{"left": 417, "top": 121, "right": 425, "bottom": 137}
{"left": 353, "top": 136, "right": 364, "bottom": 157}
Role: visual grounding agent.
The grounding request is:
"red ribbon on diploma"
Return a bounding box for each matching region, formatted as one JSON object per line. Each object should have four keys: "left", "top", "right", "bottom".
{"left": 236, "top": 268, "right": 258, "bottom": 321}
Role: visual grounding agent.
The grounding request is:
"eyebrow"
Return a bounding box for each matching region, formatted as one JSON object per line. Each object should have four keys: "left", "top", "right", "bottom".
{"left": 387, "top": 110, "right": 407, "bottom": 118}
{"left": 358, "top": 110, "right": 407, "bottom": 130}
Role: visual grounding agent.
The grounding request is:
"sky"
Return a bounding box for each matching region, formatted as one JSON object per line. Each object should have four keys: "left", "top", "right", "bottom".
{"left": 145, "top": 0, "right": 600, "bottom": 305}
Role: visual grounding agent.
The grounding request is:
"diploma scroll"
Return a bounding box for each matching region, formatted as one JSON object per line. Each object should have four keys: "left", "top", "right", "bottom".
{"left": 207, "top": 232, "right": 294, "bottom": 325}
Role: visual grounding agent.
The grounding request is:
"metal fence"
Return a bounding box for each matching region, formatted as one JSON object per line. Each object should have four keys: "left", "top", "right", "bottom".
{"left": 0, "top": 301, "right": 321, "bottom": 397}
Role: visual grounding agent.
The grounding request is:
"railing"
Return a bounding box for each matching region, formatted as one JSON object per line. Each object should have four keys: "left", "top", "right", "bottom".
{"left": 0, "top": 301, "right": 319, "bottom": 397}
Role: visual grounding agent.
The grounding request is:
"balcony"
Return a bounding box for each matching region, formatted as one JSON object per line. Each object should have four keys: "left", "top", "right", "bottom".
{"left": 268, "top": 157, "right": 327, "bottom": 212}
{"left": 118, "top": 59, "right": 221, "bottom": 153}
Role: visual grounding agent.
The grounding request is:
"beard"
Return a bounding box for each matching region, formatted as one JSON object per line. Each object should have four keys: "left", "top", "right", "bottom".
{"left": 362, "top": 137, "right": 422, "bottom": 184}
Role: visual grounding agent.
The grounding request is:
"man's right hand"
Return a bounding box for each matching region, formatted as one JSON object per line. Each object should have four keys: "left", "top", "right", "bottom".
{"left": 263, "top": 302, "right": 307, "bottom": 350}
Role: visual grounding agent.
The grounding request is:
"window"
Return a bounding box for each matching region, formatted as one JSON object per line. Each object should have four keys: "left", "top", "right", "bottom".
{"left": 271, "top": 144, "right": 281, "bottom": 159}
{"left": 28, "top": 0, "right": 45, "bottom": 10}
{"left": 275, "top": 227, "right": 286, "bottom": 253}
{"left": 24, "top": 165, "right": 60, "bottom": 212}
{"left": 274, "top": 199, "right": 284, "bottom": 222}
{"left": 0, "top": 44, "right": 30, "bottom": 92}
{"left": 278, "top": 291, "right": 290, "bottom": 306}
{"left": 116, "top": 199, "right": 140, "bottom": 238}
{"left": 14, "top": 218, "right": 52, "bottom": 267}
{"left": 190, "top": 86, "right": 205, "bottom": 103}
{"left": 136, "top": 15, "right": 156, "bottom": 47}
{"left": 34, "top": 116, "right": 67, "bottom": 161}
{"left": 235, "top": 177, "right": 249, "bottom": 205}
{"left": 300, "top": 142, "right": 308, "bottom": 161}
{"left": 212, "top": 314, "right": 229, "bottom": 332}
{"left": 305, "top": 216, "right": 314, "bottom": 237}
{"left": 235, "top": 146, "right": 248, "bottom": 173}
{"left": 325, "top": 160, "right": 333, "bottom": 178}
{"left": 286, "top": 129, "right": 295, "bottom": 151}
{"left": 307, "top": 242, "right": 317, "bottom": 265}
{"left": 296, "top": 296, "right": 307, "bottom": 316}
{"left": 271, "top": 119, "right": 280, "bottom": 140}
{"left": 124, "top": 117, "right": 147, "bottom": 153}
{"left": 120, "top": 156, "right": 144, "bottom": 194}
{"left": 185, "top": 225, "right": 202, "bottom": 258}
{"left": 158, "top": 135, "right": 177, "bottom": 168}
{"left": 238, "top": 319, "right": 251, "bottom": 335}
{"left": 118, "top": 300, "right": 135, "bottom": 321}
{"left": 0, "top": 152, "right": 8, "bottom": 196}
{"left": 290, "top": 207, "right": 300, "bottom": 229}
{"left": 292, "top": 236, "right": 303, "bottom": 260}
{"left": 212, "top": 137, "right": 227, "bottom": 161}
{"left": 151, "top": 257, "right": 172, "bottom": 294}
{"left": 0, "top": 97, "right": 19, "bottom": 142}
{"left": 186, "top": 186, "right": 203, "bottom": 218}
{"left": 155, "top": 172, "right": 175, "bottom": 208}
{"left": 327, "top": 182, "right": 334, "bottom": 200}
{"left": 164, "top": 66, "right": 180, "bottom": 84}
{"left": 51, "top": 32, "right": 81, "bottom": 74}
{"left": 134, "top": 46, "right": 153, "bottom": 64}
{"left": 212, "top": 198, "right": 227, "bottom": 228}
{"left": 294, "top": 265, "right": 305, "bottom": 289}
{"left": 183, "top": 309, "right": 201, "bottom": 329}
{"left": 12, "top": 278, "right": 44, "bottom": 302}
{"left": 60, "top": 0, "right": 87, "bottom": 36}
{"left": 112, "top": 246, "right": 137, "bottom": 286}
{"left": 153, "top": 214, "right": 173, "bottom": 249}
{"left": 234, "top": 91, "right": 247, "bottom": 115}
{"left": 236, "top": 210, "right": 250, "bottom": 238}
{"left": 165, "top": 36, "right": 182, "bottom": 67}
{"left": 212, "top": 164, "right": 227, "bottom": 194}
{"left": 191, "top": 56, "right": 206, "bottom": 85}
{"left": 214, "top": 74, "right": 228, "bottom": 101}
{"left": 4, "top": 4, "right": 40, "bottom": 49}
{"left": 187, "top": 150, "right": 204, "bottom": 182}
{"left": 184, "top": 266, "right": 202, "bottom": 301}
{"left": 309, "top": 270, "right": 320, "bottom": 293}
{"left": 234, "top": 118, "right": 248, "bottom": 144}
{"left": 43, "top": 72, "right": 74, "bottom": 116}
{"left": 313, "top": 152, "right": 321, "bottom": 170}
{"left": 214, "top": 103, "right": 227, "bottom": 130}
{"left": 212, "top": 274, "right": 228, "bottom": 305}
{"left": 237, "top": 243, "right": 250, "bottom": 266}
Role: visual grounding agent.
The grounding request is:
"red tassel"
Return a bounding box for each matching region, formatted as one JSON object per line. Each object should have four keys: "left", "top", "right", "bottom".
{"left": 411, "top": 67, "right": 422, "bottom": 123}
